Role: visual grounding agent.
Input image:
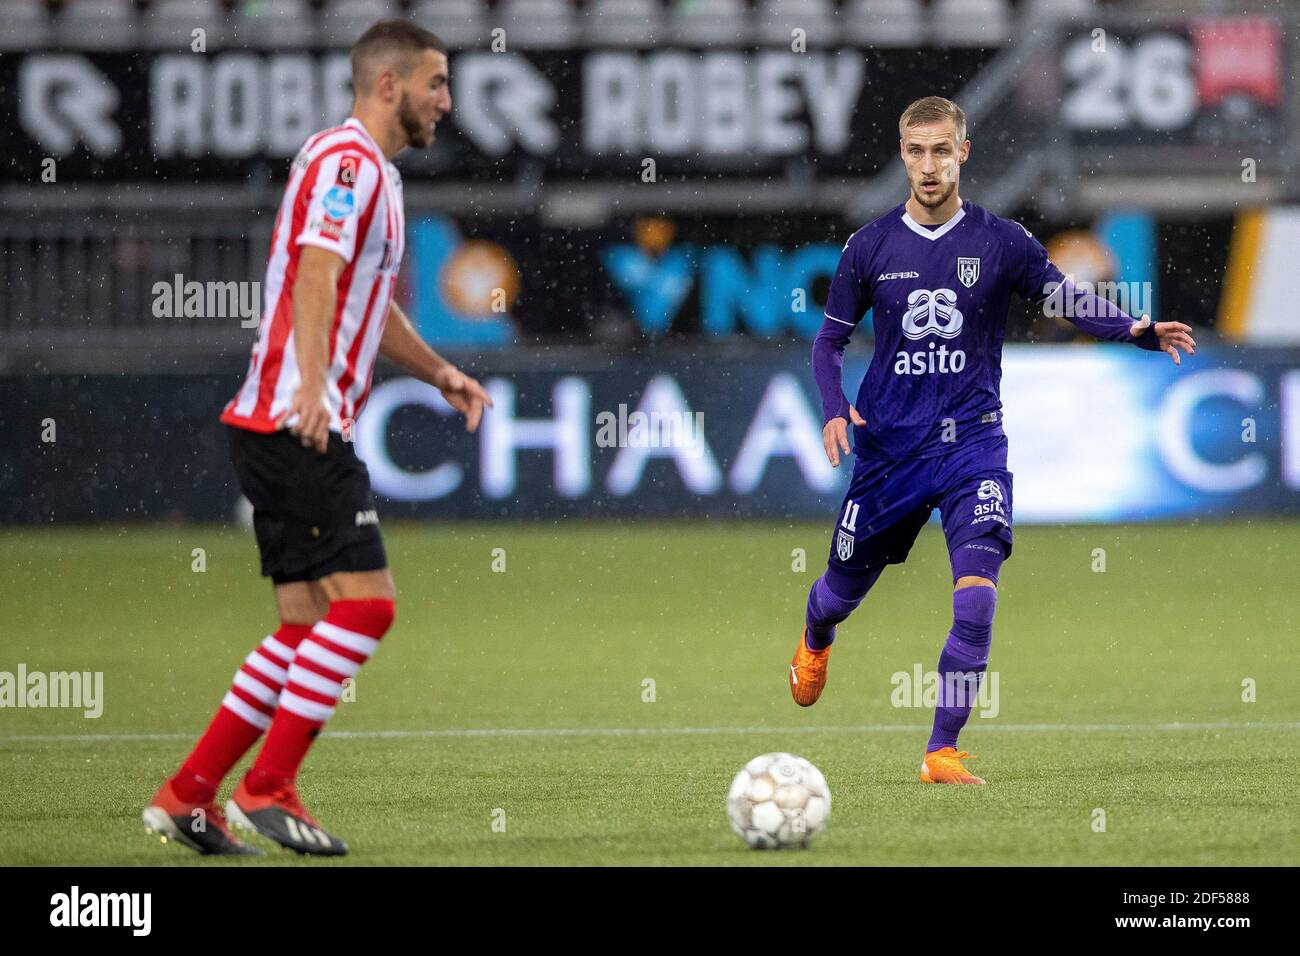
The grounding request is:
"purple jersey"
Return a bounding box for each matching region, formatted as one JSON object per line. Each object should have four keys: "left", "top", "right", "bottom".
{"left": 817, "top": 199, "right": 1156, "bottom": 460}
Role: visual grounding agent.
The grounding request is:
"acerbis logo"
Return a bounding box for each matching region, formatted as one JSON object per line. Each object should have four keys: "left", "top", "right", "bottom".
{"left": 878, "top": 271, "right": 920, "bottom": 281}
{"left": 977, "top": 479, "right": 1003, "bottom": 503}
{"left": 354, "top": 509, "right": 379, "bottom": 527}
{"left": 894, "top": 288, "right": 966, "bottom": 375}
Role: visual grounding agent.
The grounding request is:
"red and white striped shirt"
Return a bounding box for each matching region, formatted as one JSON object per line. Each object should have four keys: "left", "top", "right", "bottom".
{"left": 222, "top": 118, "right": 405, "bottom": 435}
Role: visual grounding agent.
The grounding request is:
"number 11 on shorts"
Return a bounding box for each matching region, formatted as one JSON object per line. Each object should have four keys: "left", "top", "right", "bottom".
{"left": 840, "top": 500, "right": 860, "bottom": 533}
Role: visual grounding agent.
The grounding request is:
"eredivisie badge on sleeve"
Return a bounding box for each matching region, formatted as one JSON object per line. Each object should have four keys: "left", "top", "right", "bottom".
{"left": 957, "top": 257, "right": 980, "bottom": 288}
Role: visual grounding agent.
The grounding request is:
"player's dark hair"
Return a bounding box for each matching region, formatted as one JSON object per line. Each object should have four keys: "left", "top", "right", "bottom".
{"left": 350, "top": 20, "right": 447, "bottom": 92}
{"left": 899, "top": 96, "right": 967, "bottom": 143}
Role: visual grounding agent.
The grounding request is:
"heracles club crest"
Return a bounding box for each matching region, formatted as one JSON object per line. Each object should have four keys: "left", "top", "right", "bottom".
{"left": 957, "top": 257, "right": 980, "bottom": 288}
{"left": 836, "top": 529, "right": 854, "bottom": 561}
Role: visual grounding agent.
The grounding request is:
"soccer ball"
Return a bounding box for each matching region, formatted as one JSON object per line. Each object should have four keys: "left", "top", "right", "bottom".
{"left": 726, "top": 752, "right": 831, "bottom": 849}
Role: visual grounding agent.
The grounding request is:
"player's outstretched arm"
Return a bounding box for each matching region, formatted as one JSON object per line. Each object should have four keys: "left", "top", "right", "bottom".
{"left": 1015, "top": 224, "right": 1195, "bottom": 365}
{"left": 378, "top": 301, "right": 493, "bottom": 432}
{"left": 1040, "top": 278, "right": 1196, "bottom": 364}
{"left": 277, "top": 245, "right": 344, "bottom": 453}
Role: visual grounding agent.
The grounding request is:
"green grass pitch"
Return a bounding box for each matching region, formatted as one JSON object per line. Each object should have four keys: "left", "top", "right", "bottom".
{"left": 1, "top": 519, "right": 1297, "bottom": 866}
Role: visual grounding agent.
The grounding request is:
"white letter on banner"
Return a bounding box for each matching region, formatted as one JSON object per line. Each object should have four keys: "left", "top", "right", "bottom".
{"left": 646, "top": 52, "right": 695, "bottom": 155}
{"left": 730, "top": 372, "right": 836, "bottom": 493}
{"left": 1157, "top": 370, "right": 1265, "bottom": 493}
{"left": 211, "top": 55, "right": 262, "bottom": 157}
{"left": 267, "top": 55, "right": 316, "bottom": 157}
{"left": 482, "top": 378, "right": 591, "bottom": 498}
{"left": 151, "top": 56, "right": 206, "bottom": 157}
{"left": 1281, "top": 370, "right": 1300, "bottom": 490}
{"left": 605, "top": 376, "right": 721, "bottom": 495}
{"left": 702, "top": 54, "right": 748, "bottom": 155}
{"left": 356, "top": 379, "right": 463, "bottom": 501}
{"left": 803, "top": 53, "right": 863, "bottom": 153}
{"left": 583, "top": 53, "right": 639, "bottom": 154}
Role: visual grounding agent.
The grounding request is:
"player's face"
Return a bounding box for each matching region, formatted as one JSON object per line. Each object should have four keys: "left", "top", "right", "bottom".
{"left": 900, "top": 122, "right": 969, "bottom": 209}
{"left": 396, "top": 49, "right": 451, "bottom": 149}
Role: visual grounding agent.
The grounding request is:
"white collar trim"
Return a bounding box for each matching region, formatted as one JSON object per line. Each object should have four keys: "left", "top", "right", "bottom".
{"left": 900, "top": 202, "right": 966, "bottom": 241}
{"left": 344, "top": 117, "right": 383, "bottom": 156}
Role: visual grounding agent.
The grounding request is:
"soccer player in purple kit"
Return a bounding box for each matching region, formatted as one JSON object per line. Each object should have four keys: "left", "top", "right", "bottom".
{"left": 788, "top": 96, "right": 1196, "bottom": 784}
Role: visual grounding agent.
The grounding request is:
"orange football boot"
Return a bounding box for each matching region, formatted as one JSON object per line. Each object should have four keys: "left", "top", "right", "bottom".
{"left": 919, "top": 747, "right": 986, "bottom": 785}
{"left": 789, "top": 628, "right": 831, "bottom": 707}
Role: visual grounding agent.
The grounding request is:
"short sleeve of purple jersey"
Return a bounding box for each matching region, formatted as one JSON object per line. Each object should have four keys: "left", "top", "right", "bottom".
{"left": 813, "top": 240, "right": 871, "bottom": 423}
{"left": 824, "top": 241, "right": 870, "bottom": 326}
{"left": 1009, "top": 222, "right": 1065, "bottom": 304}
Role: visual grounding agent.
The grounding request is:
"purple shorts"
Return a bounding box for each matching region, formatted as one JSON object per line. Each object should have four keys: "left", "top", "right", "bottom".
{"left": 826, "top": 435, "right": 1013, "bottom": 582}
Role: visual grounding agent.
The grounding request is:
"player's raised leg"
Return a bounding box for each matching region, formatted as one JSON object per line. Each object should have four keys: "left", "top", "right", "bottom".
{"left": 792, "top": 458, "right": 931, "bottom": 707}
{"left": 227, "top": 570, "right": 395, "bottom": 856}
{"left": 792, "top": 565, "right": 882, "bottom": 706}
{"left": 143, "top": 582, "right": 328, "bottom": 855}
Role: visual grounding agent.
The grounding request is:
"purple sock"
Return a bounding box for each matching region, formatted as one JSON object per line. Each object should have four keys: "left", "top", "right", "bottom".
{"left": 927, "top": 585, "right": 997, "bottom": 752}
{"left": 804, "top": 566, "right": 882, "bottom": 650}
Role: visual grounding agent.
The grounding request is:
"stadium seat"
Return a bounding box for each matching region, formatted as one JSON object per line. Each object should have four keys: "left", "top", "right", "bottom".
{"left": 757, "top": 0, "right": 838, "bottom": 48}
{"left": 411, "top": 0, "right": 489, "bottom": 49}
{"left": 57, "top": 0, "right": 139, "bottom": 51}
{"left": 0, "top": 0, "right": 53, "bottom": 51}
{"left": 144, "top": 0, "right": 229, "bottom": 52}
{"left": 1024, "top": 0, "right": 1097, "bottom": 20}
{"left": 495, "top": 0, "right": 580, "bottom": 50}
{"left": 670, "top": 0, "right": 756, "bottom": 48}
{"left": 322, "top": 0, "right": 403, "bottom": 49}
{"left": 932, "top": 0, "right": 1011, "bottom": 47}
{"left": 582, "top": 0, "right": 665, "bottom": 47}
{"left": 233, "top": 0, "right": 319, "bottom": 50}
{"left": 843, "top": 0, "right": 926, "bottom": 48}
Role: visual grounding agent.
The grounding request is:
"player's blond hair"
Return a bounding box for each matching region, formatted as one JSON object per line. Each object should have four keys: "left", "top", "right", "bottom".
{"left": 899, "top": 96, "right": 967, "bottom": 144}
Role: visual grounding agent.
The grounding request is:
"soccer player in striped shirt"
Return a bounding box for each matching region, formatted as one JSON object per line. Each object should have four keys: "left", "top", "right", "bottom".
{"left": 144, "top": 21, "right": 491, "bottom": 855}
{"left": 789, "top": 97, "right": 1195, "bottom": 784}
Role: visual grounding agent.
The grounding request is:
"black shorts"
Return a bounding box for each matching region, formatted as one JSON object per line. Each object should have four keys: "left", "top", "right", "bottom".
{"left": 228, "top": 425, "right": 388, "bottom": 584}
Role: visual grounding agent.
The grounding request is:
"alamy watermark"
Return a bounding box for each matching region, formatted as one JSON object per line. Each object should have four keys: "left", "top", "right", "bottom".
{"left": 595, "top": 404, "right": 706, "bottom": 458}
{"left": 1042, "top": 278, "right": 1153, "bottom": 321}
{"left": 49, "top": 886, "right": 150, "bottom": 935}
{"left": 890, "top": 664, "right": 999, "bottom": 719}
{"left": 152, "top": 274, "right": 260, "bottom": 328}
{"left": 0, "top": 664, "right": 103, "bottom": 718}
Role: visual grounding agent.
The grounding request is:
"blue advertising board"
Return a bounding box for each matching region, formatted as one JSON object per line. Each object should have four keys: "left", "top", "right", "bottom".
{"left": 2, "top": 347, "right": 1296, "bottom": 524}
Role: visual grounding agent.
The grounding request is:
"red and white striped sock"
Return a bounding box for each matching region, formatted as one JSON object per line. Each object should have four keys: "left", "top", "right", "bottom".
{"left": 249, "top": 599, "right": 395, "bottom": 788}
{"left": 172, "top": 622, "right": 313, "bottom": 803}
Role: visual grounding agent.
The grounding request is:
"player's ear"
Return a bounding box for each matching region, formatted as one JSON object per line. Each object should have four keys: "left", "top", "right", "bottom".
{"left": 960, "top": 139, "right": 971, "bottom": 164}
{"left": 376, "top": 67, "right": 398, "bottom": 103}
